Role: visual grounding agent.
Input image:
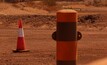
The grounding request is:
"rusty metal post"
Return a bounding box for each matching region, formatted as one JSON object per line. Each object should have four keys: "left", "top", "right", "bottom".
{"left": 52, "top": 9, "right": 82, "bottom": 65}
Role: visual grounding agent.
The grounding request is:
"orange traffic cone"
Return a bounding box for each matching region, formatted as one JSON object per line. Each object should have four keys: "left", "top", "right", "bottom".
{"left": 13, "top": 19, "right": 29, "bottom": 52}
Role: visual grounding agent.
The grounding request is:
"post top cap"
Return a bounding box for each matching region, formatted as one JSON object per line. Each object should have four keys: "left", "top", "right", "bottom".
{"left": 57, "top": 9, "right": 77, "bottom": 13}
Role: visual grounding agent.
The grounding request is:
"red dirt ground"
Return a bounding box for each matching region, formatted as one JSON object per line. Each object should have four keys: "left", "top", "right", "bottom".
{"left": 0, "top": 27, "right": 107, "bottom": 65}
{"left": 0, "top": 1, "right": 107, "bottom": 65}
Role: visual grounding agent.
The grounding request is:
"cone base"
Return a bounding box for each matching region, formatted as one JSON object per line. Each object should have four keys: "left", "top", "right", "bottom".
{"left": 13, "top": 49, "right": 30, "bottom": 53}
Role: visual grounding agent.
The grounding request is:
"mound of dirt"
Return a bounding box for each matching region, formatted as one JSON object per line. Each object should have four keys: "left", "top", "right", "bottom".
{"left": 0, "top": 7, "right": 34, "bottom": 15}
{"left": 78, "top": 14, "right": 100, "bottom": 23}
{"left": 0, "top": 2, "right": 49, "bottom": 15}
{"left": 0, "top": 15, "right": 56, "bottom": 29}
{"left": 0, "top": 3, "right": 11, "bottom": 10}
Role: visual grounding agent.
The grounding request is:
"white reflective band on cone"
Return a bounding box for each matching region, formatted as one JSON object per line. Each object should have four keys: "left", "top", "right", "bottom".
{"left": 18, "top": 28, "right": 24, "bottom": 37}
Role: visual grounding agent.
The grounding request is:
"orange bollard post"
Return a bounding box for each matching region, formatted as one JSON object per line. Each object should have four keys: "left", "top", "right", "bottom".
{"left": 52, "top": 9, "right": 82, "bottom": 65}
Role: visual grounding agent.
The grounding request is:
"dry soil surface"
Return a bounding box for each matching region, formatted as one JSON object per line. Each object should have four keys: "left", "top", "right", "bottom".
{"left": 0, "top": 1, "right": 107, "bottom": 65}
{"left": 0, "top": 28, "right": 107, "bottom": 65}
